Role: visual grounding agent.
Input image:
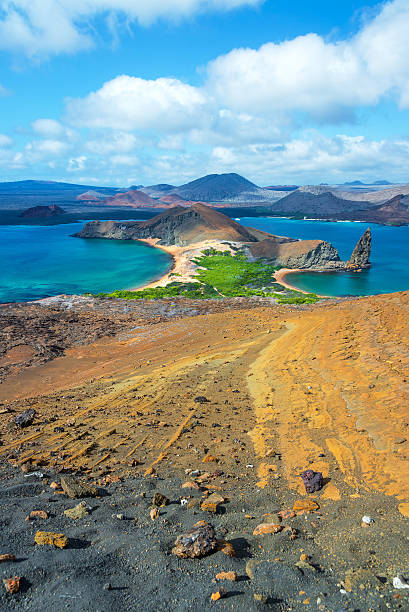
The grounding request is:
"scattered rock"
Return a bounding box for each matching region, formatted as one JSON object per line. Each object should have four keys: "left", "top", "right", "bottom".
{"left": 300, "top": 470, "right": 323, "bottom": 493}
{"left": 211, "top": 589, "right": 225, "bottom": 601}
{"left": 103, "top": 583, "right": 112, "bottom": 591}
{"left": 293, "top": 499, "right": 319, "bottom": 514}
{"left": 393, "top": 575, "right": 409, "bottom": 589}
{"left": 254, "top": 593, "right": 269, "bottom": 604}
{"left": 206, "top": 493, "right": 226, "bottom": 504}
{"left": 182, "top": 481, "right": 201, "bottom": 490}
{"left": 201, "top": 501, "right": 219, "bottom": 513}
{"left": 26, "top": 510, "right": 48, "bottom": 521}
{"left": 215, "top": 571, "right": 237, "bottom": 581}
{"left": 2, "top": 576, "right": 20, "bottom": 594}
{"left": 187, "top": 498, "right": 201, "bottom": 510}
{"left": 14, "top": 409, "right": 36, "bottom": 427}
{"left": 217, "top": 540, "right": 236, "bottom": 557}
{"left": 203, "top": 455, "right": 218, "bottom": 463}
{"left": 361, "top": 515, "right": 374, "bottom": 527}
{"left": 194, "top": 396, "right": 210, "bottom": 404}
{"left": 150, "top": 508, "right": 159, "bottom": 521}
{"left": 64, "top": 502, "right": 90, "bottom": 520}
{"left": 34, "top": 531, "right": 68, "bottom": 549}
{"left": 60, "top": 476, "right": 98, "bottom": 499}
{"left": 0, "top": 554, "right": 16, "bottom": 563}
{"left": 253, "top": 523, "right": 283, "bottom": 536}
{"left": 172, "top": 521, "right": 218, "bottom": 558}
{"left": 50, "top": 481, "right": 60, "bottom": 490}
{"left": 152, "top": 493, "right": 170, "bottom": 507}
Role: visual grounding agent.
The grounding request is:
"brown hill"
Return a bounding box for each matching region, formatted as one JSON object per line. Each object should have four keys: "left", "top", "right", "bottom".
{"left": 346, "top": 194, "right": 409, "bottom": 226}
{"left": 76, "top": 203, "right": 259, "bottom": 245}
{"left": 103, "top": 189, "right": 163, "bottom": 208}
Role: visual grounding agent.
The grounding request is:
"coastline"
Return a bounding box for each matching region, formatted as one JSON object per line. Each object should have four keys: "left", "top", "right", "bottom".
{"left": 274, "top": 268, "right": 330, "bottom": 298}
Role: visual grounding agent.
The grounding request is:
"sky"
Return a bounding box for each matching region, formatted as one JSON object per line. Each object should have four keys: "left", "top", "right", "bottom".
{"left": 0, "top": 0, "right": 409, "bottom": 187}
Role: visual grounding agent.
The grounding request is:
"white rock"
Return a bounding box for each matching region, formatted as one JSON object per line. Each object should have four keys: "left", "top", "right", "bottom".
{"left": 361, "top": 515, "right": 374, "bottom": 525}
{"left": 393, "top": 575, "right": 409, "bottom": 589}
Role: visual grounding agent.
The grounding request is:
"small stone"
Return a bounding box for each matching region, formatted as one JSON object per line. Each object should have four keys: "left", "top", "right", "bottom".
{"left": 215, "top": 571, "right": 237, "bottom": 581}
{"left": 203, "top": 455, "right": 218, "bottom": 463}
{"left": 206, "top": 493, "right": 226, "bottom": 504}
{"left": 254, "top": 593, "right": 269, "bottom": 604}
{"left": 60, "top": 476, "right": 98, "bottom": 499}
{"left": 150, "top": 508, "right": 159, "bottom": 521}
{"left": 64, "top": 502, "right": 89, "bottom": 520}
{"left": 194, "top": 396, "right": 210, "bottom": 404}
{"left": 172, "top": 521, "right": 218, "bottom": 558}
{"left": 201, "top": 501, "right": 219, "bottom": 513}
{"left": 300, "top": 470, "right": 323, "bottom": 493}
{"left": 103, "top": 583, "right": 112, "bottom": 591}
{"left": 27, "top": 510, "right": 48, "bottom": 520}
{"left": 2, "top": 576, "right": 20, "bottom": 594}
{"left": 182, "top": 481, "right": 201, "bottom": 490}
{"left": 116, "top": 514, "right": 124, "bottom": 520}
{"left": 0, "top": 554, "right": 16, "bottom": 563}
{"left": 217, "top": 540, "right": 236, "bottom": 557}
{"left": 34, "top": 531, "right": 68, "bottom": 549}
{"left": 211, "top": 590, "right": 224, "bottom": 601}
{"left": 393, "top": 575, "right": 409, "bottom": 589}
{"left": 14, "top": 409, "right": 36, "bottom": 427}
{"left": 253, "top": 523, "right": 283, "bottom": 536}
{"left": 153, "top": 493, "right": 170, "bottom": 507}
{"left": 293, "top": 499, "right": 319, "bottom": 514}
{"left": 50, "top": 481, "right": 60, "bottom": 490}
{"left": 187, "top": 498, "right": 201, "bottom": 510}
{"left": 361, "top": 515, "right": 374, "bottom": 527}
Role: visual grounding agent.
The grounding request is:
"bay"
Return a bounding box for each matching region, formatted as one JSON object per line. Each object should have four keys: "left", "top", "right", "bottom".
{"left": 0, "top": 222, "right": 172, "bottom": 303}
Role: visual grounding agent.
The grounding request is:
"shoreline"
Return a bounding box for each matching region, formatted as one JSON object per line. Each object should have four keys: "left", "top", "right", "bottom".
{"left": 274, "top": 268, "right": 330, "bottom": 298}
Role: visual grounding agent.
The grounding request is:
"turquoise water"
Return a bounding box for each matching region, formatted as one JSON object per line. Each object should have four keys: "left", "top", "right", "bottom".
{"left": 0, "top": 223, "right": 172, "bottom": 303}
{"left": 1, "top": 218, "right": 408, "bottom": 302}
{"left": 239, "top": 218, "right": 409, "bottom": 296}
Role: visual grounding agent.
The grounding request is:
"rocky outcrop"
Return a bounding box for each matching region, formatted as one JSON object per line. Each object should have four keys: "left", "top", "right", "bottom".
{"left": 346, "top": 228, "right": 371, "bottom": 269}
{"left": 248, "top": 238, "right": 341, "bottom": 269}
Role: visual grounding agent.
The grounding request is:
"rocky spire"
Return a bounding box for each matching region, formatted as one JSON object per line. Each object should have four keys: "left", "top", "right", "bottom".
{"left": 347, "top": 227, "right": 371, "bottom": 270}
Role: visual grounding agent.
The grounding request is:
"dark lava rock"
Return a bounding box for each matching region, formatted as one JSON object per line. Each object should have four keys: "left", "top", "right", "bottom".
{"left": 300, "top": 469, "right": 323, "bottom": 494}
{"left": 60, "top": 476, "right": 98, "bottom": 499}
{"left": 172, "top": 521, "right": 218, "bottom": 558}
{"left": 14, "top": 409, "right": 36, "bottom": 428}
{"left": 152, "top": 493, "right": 170, "bottom": 508}
{"left": 194, "top": 396, "right": 210, "bottom": 404}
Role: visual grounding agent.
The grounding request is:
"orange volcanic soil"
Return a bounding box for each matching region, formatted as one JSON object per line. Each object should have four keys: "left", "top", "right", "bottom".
{"left": 1, "top": 291, "right": 408, "bottom": 517}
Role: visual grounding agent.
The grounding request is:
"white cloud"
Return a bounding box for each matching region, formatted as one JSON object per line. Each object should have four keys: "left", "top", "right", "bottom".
{"left": 67, "top": 75, "right": 208, "bottom": 132}
{"left": 32, "top": 119, "right": 65, "bottom": 138}
{"left": 0, "top": 0, "right": 263, "bottom": 57}
{"left": 25, "top": 139, "right": 71, "bottom": 159}
{"left": 207, "top": 0, "right": 409, "bottom": 118}
{"left": 67, "top": 155, "right": 87, "bottom": 171}
{"left": 85, "top": 132, "right": 139, "bottom": 154}
{"left": 0, "top": 134, "right": 13, "bottom": 147}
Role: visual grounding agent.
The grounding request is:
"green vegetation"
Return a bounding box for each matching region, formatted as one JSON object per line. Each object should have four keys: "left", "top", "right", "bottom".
{"left": 88, "top": 250, "right": 321, "bottom": 304}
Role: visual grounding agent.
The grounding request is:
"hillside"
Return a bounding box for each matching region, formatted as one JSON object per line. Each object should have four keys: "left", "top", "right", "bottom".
{"left": 19, "top": 204, "right": 66, "bottom": 219}
{"left": 271, "top": 189, "right": 373, "bottom": 217}
{"left": 102, "top": 189, "right": 162, "bottom": 208}
{"left": 172, "top": 173, "right": 260, "bottom": 201}
{"left": 343, "top": 194, "right": 409, "bottom": 226}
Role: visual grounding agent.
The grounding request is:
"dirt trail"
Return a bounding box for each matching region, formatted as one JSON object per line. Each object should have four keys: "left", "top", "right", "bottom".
{"left": 1, "top": 292, "right": 409, "bottom": 516}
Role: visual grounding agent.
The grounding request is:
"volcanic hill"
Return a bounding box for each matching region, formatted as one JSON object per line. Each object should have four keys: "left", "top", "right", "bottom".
{"left": 19, "top": 204, "right": 66, "bottom": 219}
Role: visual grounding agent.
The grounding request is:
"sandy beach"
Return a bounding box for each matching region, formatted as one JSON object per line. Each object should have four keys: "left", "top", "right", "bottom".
{"left": 133, "top": 238, "right": 244, "bottom": 290}
{"left": 274, "top": 268, "right": 330, "bottom": 298}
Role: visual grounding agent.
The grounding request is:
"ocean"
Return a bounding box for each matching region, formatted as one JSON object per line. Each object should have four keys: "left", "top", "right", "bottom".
{"left": 0, "top": 222, "right": 172, "bottom": 303}
{"left": 1, "top": 218, "right": 408, "bottom": 303}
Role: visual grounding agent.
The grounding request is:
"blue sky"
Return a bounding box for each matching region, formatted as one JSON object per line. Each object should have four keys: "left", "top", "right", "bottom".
{"left": 0, "top": 0, "right": 409, "bottom": 186}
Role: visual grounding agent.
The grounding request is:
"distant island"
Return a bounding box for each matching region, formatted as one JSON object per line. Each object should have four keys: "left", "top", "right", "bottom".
{"left": 19, "top": 204, "right": 66, "bottom": 219}
{"left": 1, "top": 174, "right": 408, "bottom": 225}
